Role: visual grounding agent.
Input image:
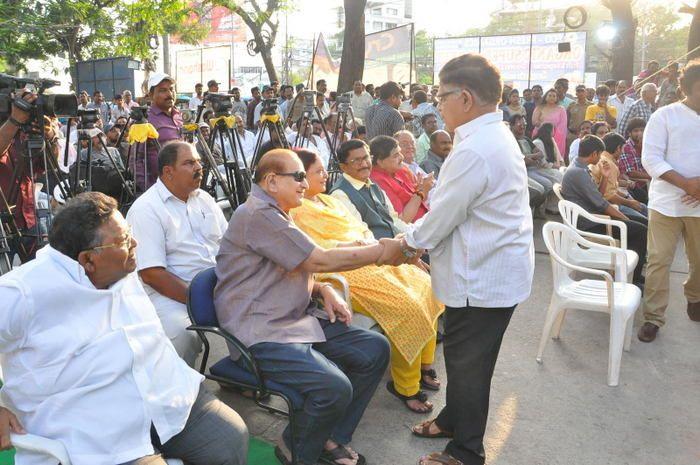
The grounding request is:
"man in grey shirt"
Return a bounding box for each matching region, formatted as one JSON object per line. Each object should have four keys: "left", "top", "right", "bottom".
{"left": 215, "top": 149, "right": 411, "bottom": 465}
{"left": 561, "top": 135, "right": 648, "bottom": 285}
{"left": 420, "top": 130, "right": 452, "bottom": 179}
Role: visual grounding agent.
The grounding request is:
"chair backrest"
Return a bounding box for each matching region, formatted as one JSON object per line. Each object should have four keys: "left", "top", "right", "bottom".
{"left": 552, "top": 183, "right": 564, "bottom": 201}
{"left": 558, "top": 199, "right": 584, "bottom": 231}
{"left": 542, "top": 221, "right": 577, "bottom": 286}
{"left": 187, "top": 267, "right": 220, "bottom": 327}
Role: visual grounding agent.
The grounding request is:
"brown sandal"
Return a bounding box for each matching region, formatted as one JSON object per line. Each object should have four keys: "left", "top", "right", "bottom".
{"left": 411, "top": 419, "right": 453, "bottom": 438}
{"left": 418, "top": 452, "right": 464, "bottom": 465}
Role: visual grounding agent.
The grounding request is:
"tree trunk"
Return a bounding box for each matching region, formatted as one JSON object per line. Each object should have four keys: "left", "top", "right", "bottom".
{"left": 688, "top": 1, "right": 700, "bottom": 60}
{"left": 606, "top": 0, "right": 636, "bottom": 81}
{"left": 337, "top": 0, "right": 366, "bottom": 93}
{"left": 258, "top": 37, "right": 278, "bottom": 83}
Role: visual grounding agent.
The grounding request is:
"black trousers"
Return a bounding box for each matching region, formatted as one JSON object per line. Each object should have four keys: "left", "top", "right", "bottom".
{"left": 435, "top": 304, "right": 516, "bottom": 465}
{"left": 583, "top": 219, "right": 648, "bottom": 283}
{"left": 628, "top": 185, "right": 649, "bottom": 205}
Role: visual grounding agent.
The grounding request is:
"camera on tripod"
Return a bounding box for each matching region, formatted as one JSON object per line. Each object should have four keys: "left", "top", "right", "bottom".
{"left": 261, "top": 98, "right": 278, "bottom": 115}
{"left": 129, "top": 106, "right": 149, "bottom": 123}
{"left": 205, "top": 93, "right": 234, "bottom": 115}
{"left": 0, "top": 73, "right": 78, "bottom": 128}
{"left": 77, "top": 109, "right": 100, "bottom": 129}
{"left": 302, "top": 90, "right": 317, "bottom": 109}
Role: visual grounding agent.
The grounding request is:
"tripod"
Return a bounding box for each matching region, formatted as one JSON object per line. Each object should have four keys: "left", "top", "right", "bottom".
{"left": 70, "top": 123, "right": 135, "bottom": 206}
{"left": 326, "top": 101, "right": 357, "bottom": 187}
{"left": 205, "top": 111, "right": 252, "bottom": 209}
{"left": 125, "top": 120, "right": 161, "bottom": 195}
{"left": 0, "top": 131, "right": 66, "bottom": 271}
{"left": 250, "top": 110, "right": 291, "bottom": 173}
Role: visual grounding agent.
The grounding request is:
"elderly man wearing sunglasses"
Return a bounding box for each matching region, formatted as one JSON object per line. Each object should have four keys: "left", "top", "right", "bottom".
{"left": 214, "top": 148, "right": 412, "bottom": 465}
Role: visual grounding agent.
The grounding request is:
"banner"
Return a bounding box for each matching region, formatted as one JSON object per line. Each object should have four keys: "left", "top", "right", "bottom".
{"left": 364, "top": 24, "right": 413, "bottom": 86}
{"left": 175, "top": 45, "right": 231, "bottom": 93}
{"left": 169, "top": 5, "right": 247, "bottom": 46}
{"left": 433, "top": 32, "right": 587, "bottom": 88}
{"left": 432, "top": 37, "right": 479, "bottom": 83}
{"left": 311, "top": 33, "right": 340, "bottom": 91}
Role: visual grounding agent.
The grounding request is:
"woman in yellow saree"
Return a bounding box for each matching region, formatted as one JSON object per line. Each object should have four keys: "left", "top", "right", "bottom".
{"left": 290, "top": 149, "right": 445, "bottom": 414}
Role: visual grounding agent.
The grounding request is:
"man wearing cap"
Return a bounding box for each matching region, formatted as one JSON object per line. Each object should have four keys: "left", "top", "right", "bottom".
{"left": 230, "top": 87, "right": 247, "bottom": 117}
{"left": 207, "top": 80, "right": 219, "bottom": 94}
{"left": 253, "top": 85, "right": 280, "bottom": 127}
{"left": 139, "top": 72, "right": 183, "bottom": 190}
{"left": 189, "top": 83, "right": 204, "bottom": 111}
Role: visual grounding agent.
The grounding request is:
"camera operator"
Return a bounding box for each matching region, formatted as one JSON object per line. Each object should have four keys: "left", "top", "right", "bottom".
{"left": 0, "top": 90, "right": 61, "bottom": 262}
{"left": 138, "top": 73, "right": 183, "bottom": 189}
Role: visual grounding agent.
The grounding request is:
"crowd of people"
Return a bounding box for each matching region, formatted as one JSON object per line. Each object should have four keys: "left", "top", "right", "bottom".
{"left": 0, "top": 52, "right": 698, "bottom": 465}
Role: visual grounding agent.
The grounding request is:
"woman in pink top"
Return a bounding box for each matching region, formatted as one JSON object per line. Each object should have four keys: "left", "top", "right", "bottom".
{"left": 532, "top": 88, "right": 567, "bottom": 155}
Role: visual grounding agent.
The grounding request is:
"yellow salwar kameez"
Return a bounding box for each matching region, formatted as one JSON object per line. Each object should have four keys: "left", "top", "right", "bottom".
{"left": 290, "top": 194, "right": 444, "bottom": 396}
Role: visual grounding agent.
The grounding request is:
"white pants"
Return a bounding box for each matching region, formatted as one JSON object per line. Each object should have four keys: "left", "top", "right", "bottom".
{"left": 149, "top": 295, "right": 202, "bottom": 367}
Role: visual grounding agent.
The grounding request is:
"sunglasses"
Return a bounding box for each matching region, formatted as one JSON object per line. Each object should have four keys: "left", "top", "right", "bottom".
{"left": 275, "top": 171, "right": 307, "bottom": 182}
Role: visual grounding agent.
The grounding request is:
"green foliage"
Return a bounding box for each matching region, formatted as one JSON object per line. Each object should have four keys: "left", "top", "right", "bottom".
{"left": 0, "top": 0, "right": 210, "bottom": 73}
{"left": 635, "top": 4, "right": 690, "bottom": 69}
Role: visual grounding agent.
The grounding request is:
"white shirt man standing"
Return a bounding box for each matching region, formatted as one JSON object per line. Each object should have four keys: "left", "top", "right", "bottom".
{"left": 400, "top": 54, "right": 534, "bottom": 465}
{"left": 637, "top": 60, "right": 700, "bottom": 343}
{"left": 126, "top": 142, "right": 228, "bottom": 366}
{"left": 608, "top": 80, "right": 634, "bottom": 130}
{"left": 350, "top": 80, "right": 373, "bottom": 120}
{"left": 189, "top": 83, "right": 204, "bottom": 110}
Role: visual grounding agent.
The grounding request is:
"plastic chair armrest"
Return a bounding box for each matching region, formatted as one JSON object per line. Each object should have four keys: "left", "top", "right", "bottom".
{"left": 575, "top": 229, "right": 616, "bottom": 247}
{"left": 11, "top": 433, "right": 72, "bottom": 465}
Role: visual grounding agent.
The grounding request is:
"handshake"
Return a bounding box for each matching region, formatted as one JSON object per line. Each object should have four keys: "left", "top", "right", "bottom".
{"left": 375, "top": 235, "right": 424, "bottom": 267}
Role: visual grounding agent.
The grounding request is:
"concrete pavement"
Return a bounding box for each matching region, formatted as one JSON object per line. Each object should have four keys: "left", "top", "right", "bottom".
{"left": 205, "top": 222, "right": 700, "bottom": 465}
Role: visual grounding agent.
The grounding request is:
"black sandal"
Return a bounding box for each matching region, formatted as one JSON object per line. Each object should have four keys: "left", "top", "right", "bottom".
{"left": 319, "top": 444, "right": 366, "bottom": 465}
{"left": 420, "top": 368, "right": 441, "bottom": 391}
{"left": 386, "top": 381, "right": 433, "bottom": 413}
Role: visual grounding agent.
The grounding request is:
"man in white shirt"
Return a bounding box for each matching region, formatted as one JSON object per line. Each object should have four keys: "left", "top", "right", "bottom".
{"left": 126, "top": 142, "right": 228, "bottom": 366}
{"left": 637, "top": 60, "right": 700, "bottom": 343}
{"left": 401, "top": 54, "right": 534, "bottom": 465}
{"left": 350, "top": 80, "right": 373, "bottom": 120}
{"left": 608, "top": 80, "right": 634, "bottom": 130}
{"left": 287, "top": 117, "right": 331, "bottom": 167}
{"left": 0, "top": 192, "right": 247, "bottom": 465}
{"left": 188, "top": 83, "right": 204, "bottom": 111}
{"left": 567, "top": 120, "right": 592, "bottom": 165}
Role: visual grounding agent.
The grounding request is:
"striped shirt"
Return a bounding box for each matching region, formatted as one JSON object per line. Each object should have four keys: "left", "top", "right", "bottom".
{"left": 365, "top": 100, "right": 405, "bottom": 139}
{"left": 618, "top": 98, "right": 654, "bottom": 136}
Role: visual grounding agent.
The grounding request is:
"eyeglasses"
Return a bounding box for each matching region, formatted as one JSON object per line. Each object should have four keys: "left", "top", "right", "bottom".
{"left": 435, "top": 89, "right": 463, "bottom": 103}
{"left": 87, "top": 228, "right": 133, "bottom": 252}
{"left": 343, "top": 154, "right": 371, "bottom": 166}
{"left": 275, "top": 171, "right": 307, "bottom": 182}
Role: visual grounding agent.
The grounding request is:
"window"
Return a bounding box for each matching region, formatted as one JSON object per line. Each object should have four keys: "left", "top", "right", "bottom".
{"left": 372, "top": 21, "right": 383, "bottom": 30}
{"left": 387, "top": 7, "right": 398, "bottom": 15}
{"left": 386, "top": 22, "right": 397, "bottom": 29}
{"left": 371, "top": 7, "right": 382, "bottom": 15}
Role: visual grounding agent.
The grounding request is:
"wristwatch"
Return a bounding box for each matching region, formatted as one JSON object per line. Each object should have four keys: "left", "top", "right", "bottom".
{"left": 400, "top": 238, "right": 418, "bottom": 260}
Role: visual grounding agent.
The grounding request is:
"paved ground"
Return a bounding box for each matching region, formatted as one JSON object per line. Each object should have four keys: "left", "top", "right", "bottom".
{"left": 203, "top": 219, "right": 700, "bottom": 465}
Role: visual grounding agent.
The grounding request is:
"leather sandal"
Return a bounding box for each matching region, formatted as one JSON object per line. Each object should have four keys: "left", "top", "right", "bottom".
{"left": 318, "top": 444, "right": 366, "bottom": 465}
{"left": 386, "top": 381, "right": 433, "bottom": 413}
{"left": 411, "top": 418, "right": 453, "bottom": 438}
{"left": 418, "top": 452, "right": 464, "bottom": 465}
{"left": 420, "top": 368, "right": 440, "bottom": 391}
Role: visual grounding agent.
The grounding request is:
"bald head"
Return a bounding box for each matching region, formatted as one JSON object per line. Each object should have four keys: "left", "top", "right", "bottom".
{"left": 254, "top": 149, "right": 300, "bottom": 184}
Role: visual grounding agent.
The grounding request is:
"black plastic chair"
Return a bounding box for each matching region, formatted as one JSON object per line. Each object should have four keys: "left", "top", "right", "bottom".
{"left": 186, "top": 267, "right": 302, "bottom": 464}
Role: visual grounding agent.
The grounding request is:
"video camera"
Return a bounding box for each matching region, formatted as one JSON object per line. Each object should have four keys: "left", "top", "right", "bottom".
{"left": 261, "top": 97, "right": 278, "bottom": 115}
{"left": 302, "top": 90, "right": 317, "bottom": 109}
{"left": 0, "top": 73, "right": 78, "bottom": 128}
{"left": 129, "top": 106, "right": 149, "bottom": 124}
{"left": 204, "top": 93, "right": 234, "bottom": 114}
{"left": 76, "top": 109, "right": 100, "bottom": 129}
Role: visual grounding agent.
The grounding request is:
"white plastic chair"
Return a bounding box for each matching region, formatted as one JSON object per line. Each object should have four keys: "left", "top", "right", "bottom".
{"left": 537, "top": 222, "right": 642, "bottom": 386}
{"left": 552, "top": 182, "right": 565, "bottom": 202}
{"left": 557, "top": 200, "right": 638, "bottom": 281}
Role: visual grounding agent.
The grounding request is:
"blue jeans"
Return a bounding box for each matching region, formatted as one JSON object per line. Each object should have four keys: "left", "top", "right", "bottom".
{"left": 248, "top": 320, "right": 390, "bottom": 465}
{"left": 619, "top": 204, "right": 648, "bottom": 225}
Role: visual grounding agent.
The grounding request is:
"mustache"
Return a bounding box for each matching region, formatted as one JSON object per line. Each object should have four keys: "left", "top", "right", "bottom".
{"left": 193, "top": 171, "right": 202, "bottom": 179}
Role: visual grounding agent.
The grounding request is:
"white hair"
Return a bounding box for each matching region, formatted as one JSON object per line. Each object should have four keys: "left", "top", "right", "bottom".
{"left": 641, "top": 82, "right": 657, "bottom": 93}
{"left": 393, "top": 129, "right": 415, "bottom": 140}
